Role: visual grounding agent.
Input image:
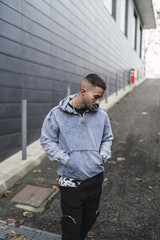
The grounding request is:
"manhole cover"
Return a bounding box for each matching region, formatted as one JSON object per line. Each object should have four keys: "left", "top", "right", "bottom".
{"left": 11, "top": 185, "right": 55, "bottom": 207}
{"left": 0, "top": 220, "right": 61, "bottom": 240}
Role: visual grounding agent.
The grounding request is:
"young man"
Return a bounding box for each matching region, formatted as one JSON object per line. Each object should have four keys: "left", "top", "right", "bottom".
{"left": 40, "top": 73, "right": 113, "bottom": 240}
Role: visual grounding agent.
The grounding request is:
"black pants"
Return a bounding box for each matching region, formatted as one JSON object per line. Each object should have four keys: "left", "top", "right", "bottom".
{"left": 60, "top": 173, "right": 103, "bottom": 240}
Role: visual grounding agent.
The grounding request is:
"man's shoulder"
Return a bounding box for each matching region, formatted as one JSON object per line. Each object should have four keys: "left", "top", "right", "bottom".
{"left": 51, "top": 105, "right": 59, "bottom": 112}
{"left": 98, "top": 107, "right": 108, "bottom": 117}
{"left": 46, "top": 105, "right": 60, "bottom": 118}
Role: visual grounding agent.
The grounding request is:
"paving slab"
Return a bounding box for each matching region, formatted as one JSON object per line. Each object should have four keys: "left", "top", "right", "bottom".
{"left": 11, "top": 185, "right": 55, "bottom": 207}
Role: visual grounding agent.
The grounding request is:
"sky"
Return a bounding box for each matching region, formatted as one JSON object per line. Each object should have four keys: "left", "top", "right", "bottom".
{"left": 145, "top": 0, "right": 160, "bottom": 75}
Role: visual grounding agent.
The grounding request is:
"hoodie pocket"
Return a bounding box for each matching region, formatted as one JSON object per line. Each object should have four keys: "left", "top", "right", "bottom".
{"left": 64, "top": 150, "right": 104, "bottom": 179}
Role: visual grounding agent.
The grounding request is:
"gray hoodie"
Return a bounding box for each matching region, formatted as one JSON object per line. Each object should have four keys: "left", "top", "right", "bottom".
{"left": 40, "top": 94, "right": 113, "bottom": 181}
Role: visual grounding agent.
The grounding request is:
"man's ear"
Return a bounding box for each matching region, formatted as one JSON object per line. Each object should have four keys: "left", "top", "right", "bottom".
{"left": 80, "top": 87, "right": 87, "bottom": 96}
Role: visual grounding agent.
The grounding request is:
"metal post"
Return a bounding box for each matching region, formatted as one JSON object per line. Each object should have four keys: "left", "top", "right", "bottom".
{"left": 22, "top": 99, "right": 27, "bottom": 160}
{"left": 67, "top": 85, "right": 71, "bottom": 96}
{"left": 115, "top": 73, "right": 118, "bottom": 96}
{"left": 123, "top": 71, "right": 125, "bottom": 91}
{"left": 129, "top": 70, "right": 131, "bottom": 85}
{"left": 105, "top": 76, "right": 108, "bottom": 102}
{"left": 137, "top": 69, "right": 139, "bottom": 81}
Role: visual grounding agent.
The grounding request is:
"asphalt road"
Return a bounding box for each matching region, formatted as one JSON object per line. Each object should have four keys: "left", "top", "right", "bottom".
{"left": 0, "top": 78, "right": 160, "bottom": 240}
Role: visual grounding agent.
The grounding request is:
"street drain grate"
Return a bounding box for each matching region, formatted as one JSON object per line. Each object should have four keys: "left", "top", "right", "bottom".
{"left": 0, "top": 220, "right": 61, "bottom": 240}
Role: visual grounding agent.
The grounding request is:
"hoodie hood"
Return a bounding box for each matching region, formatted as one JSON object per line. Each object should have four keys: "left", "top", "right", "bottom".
{"left": 58, "top": 94, "right": 77, "bottom": 113}
{"left": 58, "top": 94, "right": 99, "bottom": 113}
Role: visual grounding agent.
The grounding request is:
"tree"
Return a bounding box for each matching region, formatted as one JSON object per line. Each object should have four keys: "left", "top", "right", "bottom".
{"left": 142, "top": 6, "right": 160, "bottom": 61}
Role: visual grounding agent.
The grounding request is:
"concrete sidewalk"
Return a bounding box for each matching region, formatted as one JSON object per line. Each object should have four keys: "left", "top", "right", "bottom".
{"left": 0, "top": 139, "right": 47, "bottom": 195}
{"left": 0, "top": 78, "right": 146, "bottom": 196}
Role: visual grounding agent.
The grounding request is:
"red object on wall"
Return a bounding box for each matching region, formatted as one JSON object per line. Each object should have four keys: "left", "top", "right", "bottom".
{"left": 130, "top": 69, "right": 135, "bottom": 84}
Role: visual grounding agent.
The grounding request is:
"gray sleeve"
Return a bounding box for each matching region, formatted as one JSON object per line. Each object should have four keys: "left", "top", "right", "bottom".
{"left": 40, "top": 112, "right": 69, "bottom": 165}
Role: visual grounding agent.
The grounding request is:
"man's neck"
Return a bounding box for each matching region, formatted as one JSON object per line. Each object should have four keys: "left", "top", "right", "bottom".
{"left": 69, "top": 95, "right": 85, "bottom": 109}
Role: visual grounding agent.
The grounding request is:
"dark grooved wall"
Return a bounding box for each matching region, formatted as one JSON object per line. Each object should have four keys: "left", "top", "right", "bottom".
{"left": 0, "top": 0, "right": 142, "bottom": 162}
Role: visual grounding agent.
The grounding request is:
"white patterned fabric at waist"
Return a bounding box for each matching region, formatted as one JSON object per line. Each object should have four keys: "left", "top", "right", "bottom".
{"left": 59, "top": 176, "right": 81, "bottom": 187}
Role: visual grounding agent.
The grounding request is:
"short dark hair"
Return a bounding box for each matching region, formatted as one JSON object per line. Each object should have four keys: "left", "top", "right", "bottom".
{"left": 84, "top": 73, "right": 106, "bottom": 90}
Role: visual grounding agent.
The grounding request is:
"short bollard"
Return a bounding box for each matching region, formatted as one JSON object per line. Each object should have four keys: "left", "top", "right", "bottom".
{"left": 22, "top": 99, "right": 27, "bottom": 160}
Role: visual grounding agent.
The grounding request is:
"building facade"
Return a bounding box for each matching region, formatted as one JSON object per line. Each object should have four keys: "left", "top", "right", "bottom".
{"left": 0, "top": 0, "right": 156, "bottom": 162}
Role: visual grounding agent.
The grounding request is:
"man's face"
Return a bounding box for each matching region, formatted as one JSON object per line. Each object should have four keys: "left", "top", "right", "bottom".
{"left": 82, "top": 86, "right": 104, "bottom": 109}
